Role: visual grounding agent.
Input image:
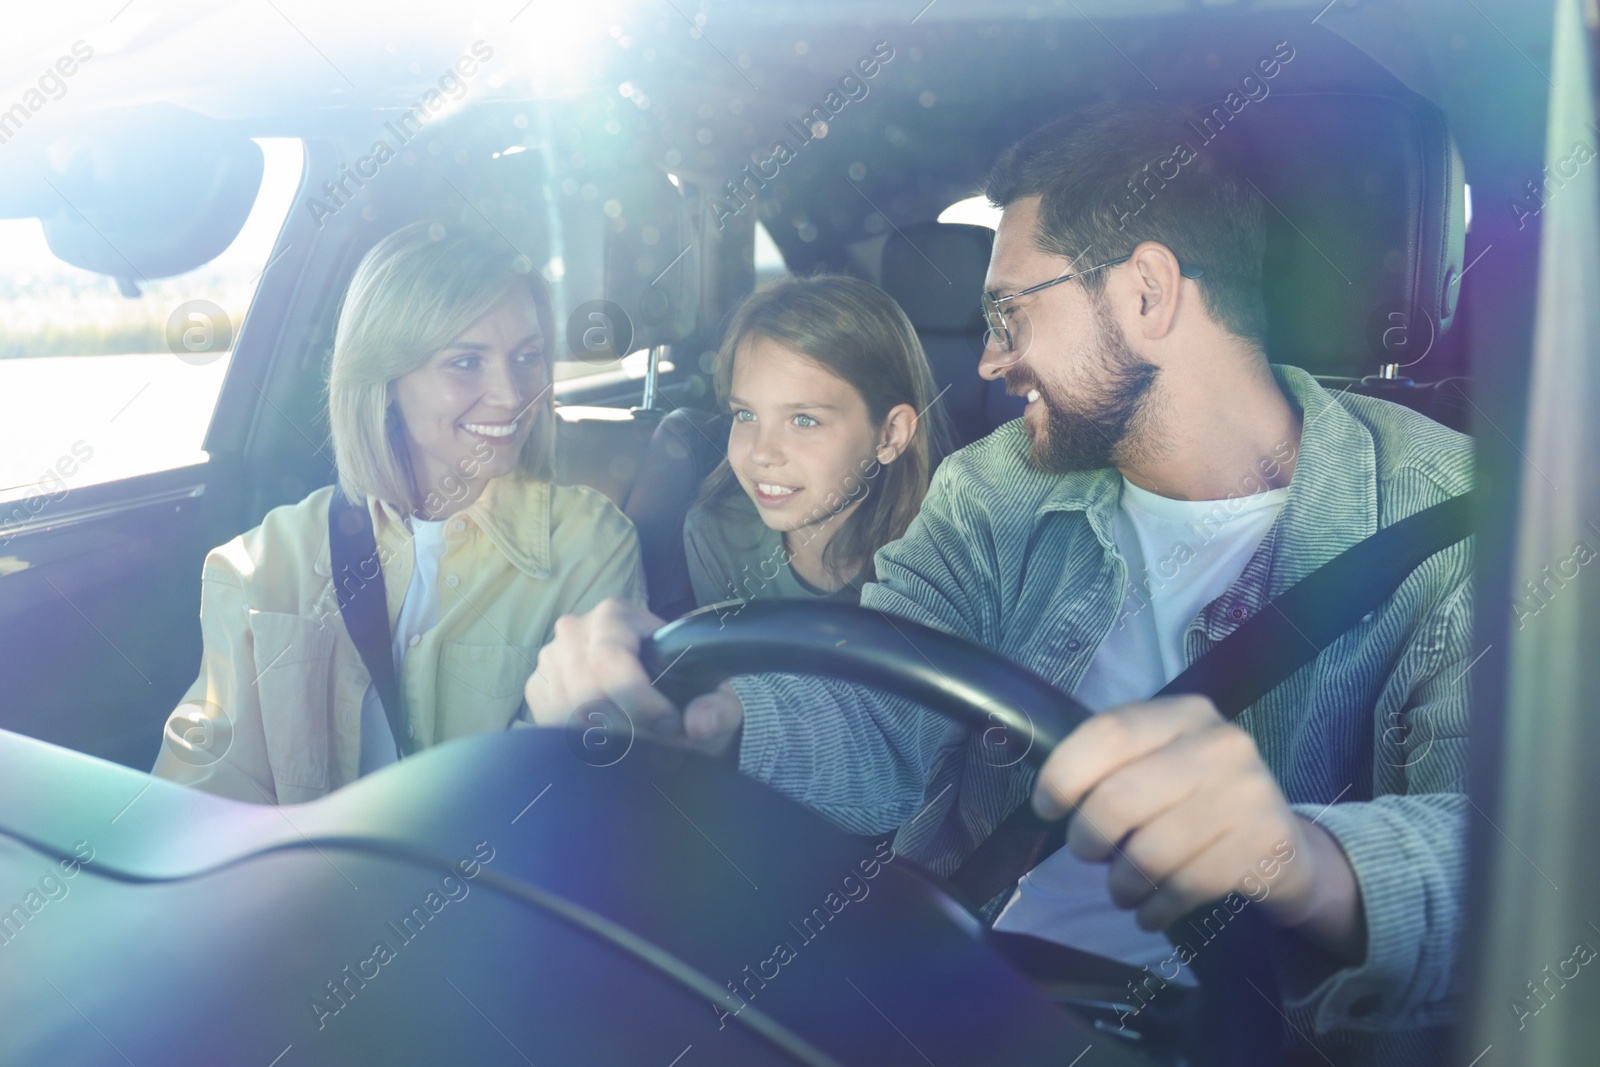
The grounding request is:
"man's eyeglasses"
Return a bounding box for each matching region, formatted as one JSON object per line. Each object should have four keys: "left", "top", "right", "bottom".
{"left": 980, "top": 253, "right": 1205, "bottom": 365}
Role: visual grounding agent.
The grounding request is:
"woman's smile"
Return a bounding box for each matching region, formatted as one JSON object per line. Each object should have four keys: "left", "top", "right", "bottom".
{"left": 461, "top": 418, "right": 521, "bottom": 442}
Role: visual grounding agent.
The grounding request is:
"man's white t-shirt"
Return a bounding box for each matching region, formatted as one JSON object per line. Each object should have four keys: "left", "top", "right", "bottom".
{"left": 357, "top": 516, "right": 450, "bottom": 775}
{"left": 991, "top": 476, "right": 1287, "bottom": 979}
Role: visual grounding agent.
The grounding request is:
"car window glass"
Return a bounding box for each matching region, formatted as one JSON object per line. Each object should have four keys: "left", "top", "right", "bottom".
{"left": 756, "top": 220, "right": 787, "bottom": 287}
{"left": 0, "top": 137, "right": 303, "bottom": 501}
{"left": 937, "top": 194, "right": 1002, "bottom": 229}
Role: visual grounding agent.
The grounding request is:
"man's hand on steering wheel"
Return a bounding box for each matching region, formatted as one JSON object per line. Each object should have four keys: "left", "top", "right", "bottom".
{"left": 525, "top": 598, "right": 745, "bottom": 751}
{"left": 1031, "top": 694, "right": 1366, "bottom": 963}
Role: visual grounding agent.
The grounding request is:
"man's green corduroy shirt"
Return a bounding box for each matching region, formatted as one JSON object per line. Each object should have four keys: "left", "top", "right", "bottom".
{"left": 735, "top": 364, "right": 1474, "bottom": 1064}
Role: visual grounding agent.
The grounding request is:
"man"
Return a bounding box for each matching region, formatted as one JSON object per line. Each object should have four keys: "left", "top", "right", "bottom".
{"left": 527, "top": 103, "right": 1472, "bottom": 1064}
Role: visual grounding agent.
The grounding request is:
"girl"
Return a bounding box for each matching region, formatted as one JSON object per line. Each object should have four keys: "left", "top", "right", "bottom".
{"left": 685, "top": 273, "right": 952, "bottom": 610}
{"left": 153, "top": 222, "right": 645, "bottom": 803}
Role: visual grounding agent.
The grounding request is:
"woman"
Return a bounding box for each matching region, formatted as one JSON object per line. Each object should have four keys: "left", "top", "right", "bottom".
{"left": 684, "top": 273, "right": 952, "bottom": 611}
{"left": 153, "top": 222, "right": 645, "bottom": 803}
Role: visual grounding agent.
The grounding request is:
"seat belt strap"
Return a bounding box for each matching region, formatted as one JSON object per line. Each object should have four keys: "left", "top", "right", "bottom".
{"left": 328, "top": 486, "right": 415, "bottom": 758}
{"left": 1157, "top": 490, "right": 1476, "bottom": 715}
{"left": 947, "top": 490, "right": 1477, "bottom": 912}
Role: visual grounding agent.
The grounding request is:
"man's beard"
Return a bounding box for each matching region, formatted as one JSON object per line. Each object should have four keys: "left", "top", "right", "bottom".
{"left": 1012, "top": 299, "right": 1160, "bottom": 474}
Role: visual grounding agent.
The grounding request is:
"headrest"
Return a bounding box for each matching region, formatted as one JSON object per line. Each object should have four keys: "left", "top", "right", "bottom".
{"left": 881, "top": 221, "right": 994, "bottom": 334}
{"left": 600, "top": 169, "right": 700, "bottom": 351}
{"left": 1232, "top": 91, "right": 1466, "bottom": 377}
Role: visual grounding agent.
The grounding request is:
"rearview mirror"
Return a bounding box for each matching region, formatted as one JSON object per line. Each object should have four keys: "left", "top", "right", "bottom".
{"left": 0, "top": 103, "right": 264, "bottom": 291}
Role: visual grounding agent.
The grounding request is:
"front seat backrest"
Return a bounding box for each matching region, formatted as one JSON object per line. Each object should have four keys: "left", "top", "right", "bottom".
{"left": 1232, "top": 90, "right": 1466, "bottom": 380}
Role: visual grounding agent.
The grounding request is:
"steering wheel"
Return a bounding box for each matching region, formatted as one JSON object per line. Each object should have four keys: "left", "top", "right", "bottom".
{"left": 642, "top": 599, "right": 1089, "bottom": 767}
{"left": 640, "top": 600, "right": 1286, "bottom": 1067}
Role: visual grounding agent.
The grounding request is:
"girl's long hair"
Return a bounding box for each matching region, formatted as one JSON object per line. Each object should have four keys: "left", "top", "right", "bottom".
{"left": 697, "top": 273, "right": 954, "bottom": 583}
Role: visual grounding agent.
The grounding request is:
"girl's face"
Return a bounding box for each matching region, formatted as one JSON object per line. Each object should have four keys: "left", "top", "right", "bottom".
{"left": 726, "top": 335, "right": 914, "bottom": 541}
{"left": 391, "top": 288, "right": 548, "bottom": 517}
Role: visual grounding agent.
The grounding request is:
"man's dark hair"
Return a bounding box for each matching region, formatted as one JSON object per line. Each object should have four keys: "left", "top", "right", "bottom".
{"left": 985, "top": 101, "right": 1268, "bottom": 347}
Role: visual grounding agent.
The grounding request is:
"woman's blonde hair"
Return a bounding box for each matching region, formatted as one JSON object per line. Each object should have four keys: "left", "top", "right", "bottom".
{"left": 699, "top": 273, "right": 954, "bottom": 583}
{"left": 328, "top": 221, "right": 555, "bottom": 511}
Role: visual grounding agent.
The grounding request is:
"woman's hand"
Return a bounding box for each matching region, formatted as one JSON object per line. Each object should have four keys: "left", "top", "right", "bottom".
{"left": 525, "top": 598, "right": 745, "bottom": 752}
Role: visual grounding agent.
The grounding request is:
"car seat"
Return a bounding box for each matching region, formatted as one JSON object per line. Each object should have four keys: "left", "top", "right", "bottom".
{"left": 877, "top": 220, "right": 1026, "bottom": 450}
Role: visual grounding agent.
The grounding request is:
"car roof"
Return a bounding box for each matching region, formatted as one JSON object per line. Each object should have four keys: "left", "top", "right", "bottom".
{"left": 4, "top": 0, "right": 1546, "bottom": 258}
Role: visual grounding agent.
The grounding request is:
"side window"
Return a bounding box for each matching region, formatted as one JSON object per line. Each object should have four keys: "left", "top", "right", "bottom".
{"left": 937, "top": 195, "right": 1002, "bottom": 229}
{"left": 0, "top": 138, "right": 303, "bottom": 502}
{"left": 755, "top": 220, "right": 788, "bottom": 287}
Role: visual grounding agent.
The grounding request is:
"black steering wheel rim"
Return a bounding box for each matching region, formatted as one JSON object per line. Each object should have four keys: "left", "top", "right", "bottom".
{"left": 640, "top": 599, "right": 1090, "bottom": 770}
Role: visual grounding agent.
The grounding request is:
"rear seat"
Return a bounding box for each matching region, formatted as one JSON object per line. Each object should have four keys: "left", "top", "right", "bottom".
{"left": 621, "top": 408, "right": 729, "bottom": 620}
{"left": 552, "top": 406, "right": 661, "bottom": 508}
{"left": 554, "top": 397, "right": 737, "bottom": 620}
{"left": 877, "top": 221, "right": 1025, "bottom": 449}
{"left": 557, "top": 403, "right": 719, "bottom": 620}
